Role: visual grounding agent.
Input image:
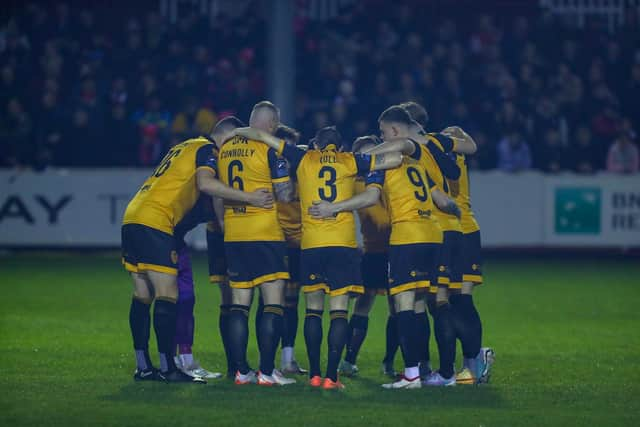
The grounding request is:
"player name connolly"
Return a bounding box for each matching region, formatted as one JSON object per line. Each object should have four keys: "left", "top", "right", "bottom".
{"left": 220, "top": 148, "right": 256, "bottom": 158}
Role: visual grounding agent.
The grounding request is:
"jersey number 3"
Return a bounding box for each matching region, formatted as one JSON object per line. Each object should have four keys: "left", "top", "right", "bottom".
{"left": 318, "top": 166, "right": 337, "bottom": 202}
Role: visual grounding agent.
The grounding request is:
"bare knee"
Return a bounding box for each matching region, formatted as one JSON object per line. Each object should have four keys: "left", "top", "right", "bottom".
{"left": 305, "top": 290, "right": 325, "bottom": 312}
{"left": 260, "top": 279, "right": 285, "bottom": 305}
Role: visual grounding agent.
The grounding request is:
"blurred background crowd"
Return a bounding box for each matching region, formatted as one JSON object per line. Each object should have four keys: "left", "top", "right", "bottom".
{"left": 1, "top": 0, "right": 639, "bottom": 173}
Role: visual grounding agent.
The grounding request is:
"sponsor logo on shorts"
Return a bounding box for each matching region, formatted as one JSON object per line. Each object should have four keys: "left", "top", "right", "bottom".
{"left": 439, "top": 265, "right": 446, "bottom": 272}
{"left": 472, "top": 264, "right": 479, "bottom": 270}
{"left": 170, "top": 250, "right": 178, "bottom": 265}
{"left": 309, "top": 274, "right": 316, "bottom": 280}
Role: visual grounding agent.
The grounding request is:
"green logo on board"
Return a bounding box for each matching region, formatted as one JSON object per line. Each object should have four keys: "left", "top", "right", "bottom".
{"left": 554, "top": 188, "right": 601, "bottom": 234}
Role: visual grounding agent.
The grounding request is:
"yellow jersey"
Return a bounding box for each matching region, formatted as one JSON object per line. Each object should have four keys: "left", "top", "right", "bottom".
{"left": 278, "top": 179, "right": 302, "bottom": 248}
{"left": 217, "top": 136, "right": 289, "bottom": 242}
{"left": 366, "top": 156, "right": 443, "bottom": 245}
{"left": 123, "top": 137, "right": 218, "bottom": 235}
{"left": 355, "top": 178, "right": 390, "bottom": 253}
{"left": 277, "top": 142, "right": 374, "bottom": 250}
{"left": 447, "top": 153, "right": 480, "bottom": 234}
{"left": 414, "top": 135, "right": 462, "bottom": 233}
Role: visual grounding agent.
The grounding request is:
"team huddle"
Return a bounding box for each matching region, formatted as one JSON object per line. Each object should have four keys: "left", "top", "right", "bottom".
{"left": 121, "top": 100, "right": 495, "bottom": 389}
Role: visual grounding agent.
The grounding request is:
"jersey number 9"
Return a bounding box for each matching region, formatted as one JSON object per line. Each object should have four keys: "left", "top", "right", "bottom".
{"left": 228, "top": 160, "right": 244, "bottom": 191}
{"left": 406, "top": 167, "right": 428, "bottom": 202}
{"left": 318, "top": 166, "right": 337, "bottom": 202}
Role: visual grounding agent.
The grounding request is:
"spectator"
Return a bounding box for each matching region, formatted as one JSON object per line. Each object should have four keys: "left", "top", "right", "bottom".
{"left": 570, "top": 125, "right": 600, "bottom": 174}
{"left": 537, "top": 128, "right": 566, "bottom": 173}
{"left": 607, "top": 130, "right": 639, "bottom": 174}
{"left": 497, "top": 130, "right": 533, "bottom": 173}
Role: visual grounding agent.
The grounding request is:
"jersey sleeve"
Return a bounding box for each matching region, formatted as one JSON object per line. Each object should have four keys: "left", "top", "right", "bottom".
{"left": 354, "top": 153, "right": 374, "bottom": 176}
{"left": 278, "top": 142, "right": 306, "bottom": 174}
{"left": 408, "top": 139, "right": 423, "bottom": 161}
{"left": 365, "top": 170, "right": 385, "bottom": 190}
{"left": 195, "top": 144, "right": 218, "bottom": 177}
{"left": 268, "top": 147, "right": 290, "bottom": 184}
{"left": 428, "top": 133, "right": 455, "bottom": 153}
{"left": 424, "top": 140, "right": 461, "bottom": 180}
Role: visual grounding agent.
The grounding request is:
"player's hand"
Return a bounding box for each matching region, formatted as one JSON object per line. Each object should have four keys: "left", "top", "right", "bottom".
{"left": 441, "top": 126, "right": 465, "bottom": 138}
{"left": 308, "top": 200, "right": 338, "bottom": 219}
{"left": 248, "top": 189, "right": 274, "bottom": 209}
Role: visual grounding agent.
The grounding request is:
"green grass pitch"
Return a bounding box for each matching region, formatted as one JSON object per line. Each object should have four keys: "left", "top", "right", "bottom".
{"left": 1, "top": 252, "right": 639, "bottom": 426}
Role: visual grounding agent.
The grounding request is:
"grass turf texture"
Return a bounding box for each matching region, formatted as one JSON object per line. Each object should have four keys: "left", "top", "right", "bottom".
{"left": 1, "top": 253, "right": 639, "bottom": 427}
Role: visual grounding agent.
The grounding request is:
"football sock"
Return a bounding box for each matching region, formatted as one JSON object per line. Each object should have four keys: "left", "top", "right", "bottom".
{"left": 228, "top": 304, "right": 251, "bottom": 375}
{"left": 281, "top": 346, "right": 294, "bottom": 366}
{"left": 397, "top": 310, "right": 419, "bottom": 372}
{"left": 258, "top": 304, "right": 284, "bottom": 376}
{"left": 450, "top": 294, "right": 483, "bottom": 360}
{"left": 255, "top": 298, "right": 264, "bottom": 350}
{"left": 282, "top": 304, "right": 299, "bottom": 349}
{"left": 304, "top": 309, "right": 323, "bottom": 378}
{"left": 404, "top": 366, "right": 420, "bottom": 380}
{"left": 175, "top": 296, "right": 195, "bottom": 356}
{"left": 383, "top": 314, "right": 399, "bottom": 365}
{"left": 153, "top": 298, "right": 178, "bottom": 373}
{"left": 433, "top": 302, "right": 456, "bottom": 379}
{"left": 219, "top": 304, "right": 233, "bottom": 374}
{"left": 179, "top": 353, "right": 194, "bottom": 368}
{"left": 345, "top": 314, "right": 369, "bottom": 365}
{"left": 129, "top": 296, "right": 152, "bottom": 370}
{"left": 326, "top": 310, "right": 349, "bottom": 382}
{"left": 415, "top": 311, "right": 431, "bottom": 373}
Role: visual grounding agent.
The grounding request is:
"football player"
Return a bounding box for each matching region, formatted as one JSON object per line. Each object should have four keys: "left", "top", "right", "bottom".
{"left": 122, "top": 123, "right": 273, "bottom": 383}
{"left": 309, "top": 107, "right": 459, "bottom": 389}
{"left": 337, "top": 136, "right": 393, "bottom": 377}
{"left": 234, "top": 125, "right": 402, "bottom": 389}
{"left": 216, "top": 101, "right": 296, "bottom": 386}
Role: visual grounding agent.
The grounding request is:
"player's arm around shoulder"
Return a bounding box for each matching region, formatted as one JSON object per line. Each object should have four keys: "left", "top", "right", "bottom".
{"left": 441, "top": 126, "right": 477, "bottom": 155}
{"left": 196, "top": 168, "right": 274, "bottom": 209}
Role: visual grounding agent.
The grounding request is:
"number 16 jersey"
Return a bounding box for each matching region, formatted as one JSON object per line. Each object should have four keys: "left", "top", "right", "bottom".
{"left": 278, "top": 143, "right": 374, "bottom": 250}
{"left": 123, "top": 137, "right": 218, "bottom": 235}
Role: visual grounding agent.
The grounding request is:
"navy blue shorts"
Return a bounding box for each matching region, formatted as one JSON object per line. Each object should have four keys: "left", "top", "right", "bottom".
{"left": 121, "top": 223, "right": 178, "bottom": 275}
{"left": 206, "top": 230, "right": 227, "bottom": 283}
{"left": 388, "top": 243, "right": 438, "bottom": 296}
{"left": 225, "top": 241, "right": 289, "bottom": 288}
{"left": 460, "top": 230, "right": 483, "bottom": 285}
{"left": 301, "top": 247, "right": 363, "bottom": 296}
{"left": 435, "top": 231, "right": 464, "bottom": 290}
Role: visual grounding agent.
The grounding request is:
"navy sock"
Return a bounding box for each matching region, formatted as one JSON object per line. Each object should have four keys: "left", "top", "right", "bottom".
{"left": 153, "top": 299, "right": 178, "bottom": 372}
{"left": 219, "top": 304, "right": 233, "bottom": 374}
{"left": 345, "top": 314, "right": 369, "bottom": 365}
{"left": 129, "top": 297, "right": 152, "bottom": 370}
{"left": 432, "top": 302, "right": 456, "bottom": 379}
{"left": 383, "top": 314, "right": 399, "bottom": 365}
{"left": 415, "top": 311, "right": 431, "bottom": 371}
{"left": 304, "top": 309, "right": 323, "bottom": 378}
{"left": 258, "top": 304, "right": 284, "bottom": 375}
{"left": 326, "top": 310, "right": 349, "bottom": 382}
{"left": 396, "top": 310, "right": 419, "bottom": 371}
{"left": 228, "top": 304, "right": 250, "bottom": 374}
{"left": 282, "top": 303, "right": 299, "bottom": 348}
{"left": 450, "top": 294, "right": 483, "bottom": 359}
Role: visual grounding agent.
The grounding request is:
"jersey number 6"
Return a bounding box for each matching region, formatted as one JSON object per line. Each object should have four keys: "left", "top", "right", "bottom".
{"left": 228, "top": 160, "right": 244, "bottom": 191}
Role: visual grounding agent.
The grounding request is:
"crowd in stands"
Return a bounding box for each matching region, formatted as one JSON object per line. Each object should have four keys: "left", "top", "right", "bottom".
{"left": 1, "top": 1, "right": 639, "bottom": 173}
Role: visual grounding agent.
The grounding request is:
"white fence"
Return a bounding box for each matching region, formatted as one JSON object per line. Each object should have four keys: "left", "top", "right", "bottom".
{"left": 1, "top": 169, "right": 639, "bottom": 248}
